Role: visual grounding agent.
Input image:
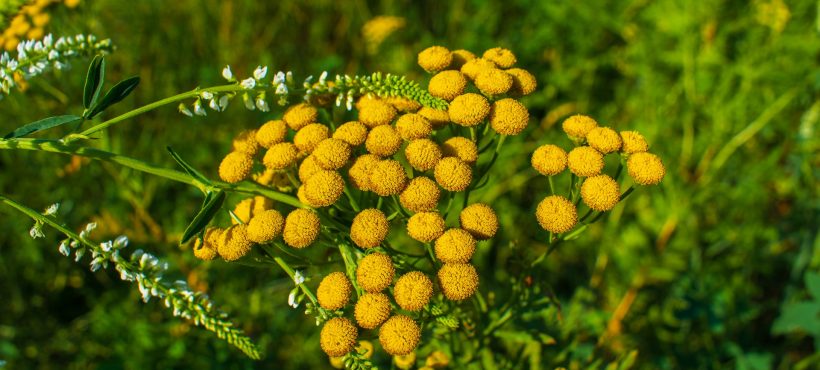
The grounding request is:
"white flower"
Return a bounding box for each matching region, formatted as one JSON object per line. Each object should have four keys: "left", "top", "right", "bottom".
{"left": 200, "top": 91, "right": 214, "bottom": 100}
{"left": 208, "top": 98, "right": 220, "bottom": 111}
{"left": 275, "top": 83, "right": 288, "bottom": 95}
{"left": 29, "top": 224, "right": 44, "bottom": 239}
{"left": 319, "top": 71, "right": 328, "bottom": 85}
{"left": 85, "top": 222, "right": 97, "bottom": 233}
{"left": 44, "top": 203, "right": 60, "bottom": 216}
{"left": 218, "top": 95, "right": 230, "bottom": 110}
{"left": 221, "top": 65, "right": 233, "bottom": 81}
{"left": 178, "top": 103, "right": 193, "bottom": 117}
{"left": 242, "top": 93, "right": 255, "bottom": 110}
{"left": 58, "top": 240, "right": 70, "bottom": 256}
{"left": 286, "top": 71, "right": 293, "bottom": 84}
{"left": 255, "top": 97, "right": 269, "bottom": 112}
{"left": 273, "top": 71, "right": 285, "bottom": 85}
{"left": 253, "top": 65, "right": 268, "bottom": 80}
{"left": 292, "top": 270, "right": 306, "bottom": 285}
{"left": 288, "top": 290, "right": 298, "bottom": 308}
{"left": 193, "top": 100, "right": 207, "bottom": 116}
{"left": 240, "top": 77, "right": 256, "bottom": 90}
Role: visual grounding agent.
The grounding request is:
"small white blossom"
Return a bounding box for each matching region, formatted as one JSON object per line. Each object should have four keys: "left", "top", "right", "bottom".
{"left": 293, "top": 270, "right": 305, "bottom": 285}
{"left": 208, "top": 98, "right": 220, "bottom": 111}
{"left": 193, "top": 100, "right": 207, "bottom": 116}
{"left": 218, "top": 95, "right": 230, "bottom": 110}
{"left": 29, "top": 224, "right": 44, "bottom": 239}
{"left": 242, "top": 93, "right": 255, "bottom": 110}
{"left": 255, "top": 97, "right": 269, "bottom": 112}
{"left": 253, "top": 65, "right": 268, "bottom": 80}
{"left": 221, "top": 65, "right": 233, "bottom": 81}
{"left": 200, "top": 91, "right": 214, "bottom": 100}
{"left": 275, "top": 83, "right": 288, "bottom": 95}
{"left": 319, "top": 71, "right": 328, "bottom": 85}
{"left": 240, "top": 77, "right": 256, "bottom": 90}
{"left": 58, "top": 240, "right": 70, "bottom": 256}
{"left": 44, "top": 203, "right": 59, "bottom": 216}
{"left": 288, "top": 290, "right": 298, "bottom": 308}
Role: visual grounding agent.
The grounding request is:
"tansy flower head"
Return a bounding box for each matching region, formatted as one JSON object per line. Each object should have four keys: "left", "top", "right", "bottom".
{"left": 369, "top": 159, "right": 408, "bottom": 196}
{"left": 483, "top": 47, "right": 517, "bottom": 68}
{"left": 317, "top": 271, "right": 352, "bottom": 310}
{"left": 562, "top": 114, "right": 598, "bottom": 139}
{"left": 506, "top": 68, "right": 537, "bottom": 96}
{"left": 366, "top": 124, "right": 402, "bottom": 157}
{"left": 405, "top": 139, "right": 442, "bottom": 172}
{"left": 356, "top": 340, "right": 375, "bottom": 359}
{"left": 294, "top": 123, "right": 330, "bottom": 154}
{"left": 400, "top": 176, "right": 441, "bottom": 213}
{"left": 348, "top": 154, "right": 381, "bottom": 191}
{"left": 313, "top": 138, "right": 352, "bottom": 170}
{"left": 567, "top": 146, "right": 604, "bottom": 177}
{"left": 193, "top": 227, "right": 220, "bottom": 260}
{"left": 417, "top": 107, "right": 450, "bottom": 129}
{"left": 283, "top": 209, "right": 321, "bottom": 248}
{"left": 442, "top": 136, "right": 478, "bottom": 164}
{"left": 581, "top": 175, "right": 620, "bottom": 211}
{"left": 395, "top": 113, "right": 433, "bottom": 141}
{"left": 232, "top": 129, "right": 260, "bottom": 155}
{"left": 233, "top": 196, "right": 274, "bottom": 224}
{"left": 417, "top": 46, "right": 452, "bottom": 72}
{"left": 460, "top": 58, "right": 496, "bottom": 80}
{"left": 247, "top": 209, "right": 285, "bottom": 243}
{"left": 394, "top": 352, "right": 417, "bottom": 370}
{"left": 475, "top": 68, "right": 513, "bottom": 96}
{"left": 620, "top": 131, "right": 649, "bottom": 154}
{"left": 434, "top": 228, "right": 477, "bottom": 263}
{"left": 217, "top": 225, "right": 254, "bottom": 262}
{"left": 298, "top": 155, "right": 322, "bottom": 183}
{"left": 438, "top": 263, "right": 479, "bottom": 301}
{"left": 304, "top": 170, "right": 345, "bottom": 207}
{"left": 428, "top": 70, "right": 468, "bottom": 101}
{"left": 356, "top": 252, "right": 395, "bottom": 293}
{"left": 379, "top": 315, "right": 421, "bottom": 355}
{"left": 531, "top": 144, "right": 568, "bottom": 176}
{"left": 587, "top": 126, "right": 622, "bottom": 154}
{"left": 536, "top": 195, "right": 577, "bottom": 234}
{"left": 394, "top": 271, "right": 433, "bottom": 311}
{"left": 351, "top": 208, "right": 389, "bottom": 248}
{"left": 459, "top": 203, "right": 498, "bottom": 240}
{"left": 384, "top": 96, "right": 422, "bottom": 112}
{"left": 333, "top": 121, "right": 368, "bottom": 147}
{"left": 354, "top": 293, "right": 392, "bottom": 329}
{"left": 256, "top": 119, "right": 288, "bottom": 148}
{"left": 489, "top": 98, "right": 529, "bottom": 136}
{"left": 283, "top": 103, "right": 318, "bottom": 131}
{"left": 434, "top": 157, "right": 472, "bottom": 192}
{"left": 448, "top": 93, "right": 490, "bottom": 127}
{"left": 450, "top": 49, "right": 476, "bottom": 70}
{"left": 359, "top": 98, "right": 398, "bottom": 128}
{"left": 407, "top": 212, "right": 446, "bottom": 243}
{"left": 297, "top": 185, "right": 311, "bottom": 205}
{"left": 263, "top": 142, "right": 298, "bottom": 170}
{"left": 320, "top": 317, "right": 358, "bottom": 357}
{"left": 426, "top": 351, "right": 450, "bottom": 368}
{"left": 219, "top": 152, "right": 254, "bottom": 183}
{"left": 627, "top": 152, "right": 665, "bottom": 185}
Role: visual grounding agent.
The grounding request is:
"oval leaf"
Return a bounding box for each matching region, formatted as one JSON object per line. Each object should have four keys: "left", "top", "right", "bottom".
{"left": 87, "top": 76, "right": 141, "bottom": 118}
{"left": 83, "top": 55, "right": 105, "bottom": 110}
{"left": 180, "top": 190, "right": 226, "bottom": 244}
{"left": 4, "top": 115, "right": 83, "bottom": 139}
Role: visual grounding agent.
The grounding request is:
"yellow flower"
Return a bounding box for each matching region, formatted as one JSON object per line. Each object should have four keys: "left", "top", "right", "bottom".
{"left": 448, "top": 93, "right": 490, "bottom": 127}
{"left": 362, "top": 16, "right": 405, "bottom": 53}
{"left": 405, "top": 139, "right": 442, "bottom": 172}
{"left": 581, "top": 175, "right": 620, "bottom": 212}
{"left": 329, "top": 356, "right": 344, "bottom": 369}
{"left": 620, "top": 131, "right": 649, "bottom": 154}
{"left": 354, "top": 292, "right": 392, "bottom": 329}
{"left": 460, "top": 58, "right": 496, "bottom": 80}
{"left": 313, "top": 138, "right": 352, "bottom": 170}
{"left": 193, "top": 227, "right": 221, "bottom": 261}
{"left": 379, "top": 315, "right": 421, "bottom": 355}
{"left": 459, "top": 203, "right": 498, "bottom": 240}
{"left": 425, "top": 351, "right": 450, "bottom": 368}
{"left": 450, "top": 49, "right": 476, "bottom": 70}
{"left": 320, "top": 317, "right": 358, "bottom": 357}
{"left": 348, "top": 154, "right": 381, "bottom": 191}
{"left": 369, "top": 159, "right": 408, "bottom": 196}
{"left": 434, "top": 228, "right": 476, "bottom": 263}
{"left": 297, "top": 185, "right": 311, "bottom": 206}
{"left": 562, "top": 114, "right": 598, "bottom": 139}
{"left": 385, "top": 96, "right": 422, "bottom": 112}
{"left": 351, "top": 209, "right": 389, "bottom": 248}
{"left": 231, "top": 129, "right": 260, "bottom": 155}
{"left": 536, "top": 195, "right": 577, "bottom": 234}
{"left": 263, "top": 142, "right": 298, "bottom": 170}
{"left": 256, "top": 119, "right": 288, "bottom": 149}
{"left": 283, "top": 209, "right": 321, "bottom": 248}
{"left": 567, "top": 146, "right": 604, "bottom": 177}
{"left": 366, "top": 125, "right": 402, "bottom": 157}
{"left": 317, "top": 271, "right": 352, "bottom": 310}
{"left": 304, "top": 170, "right": 345, "bottom": 207}
{"left": 417, "top": 45, "right": 453, "bottom": 72}
{"left": 293, "top": 123, "right": 330, "bottom": 153}
{"left": 482, "top": 47, "right": 517, "bottom": 68}
{"left": 232, "top": 196, "right": 274, "bottom": 224}
{"left": 586, "top": 127, "right": 622, "bottom": 154}
{"left": 434, "top": 157, "right": 472, "bottom": 192}
{"left": 298, "top": 154, "right": 322, "bottom": 183}
{"left": 506, "top": 68, "right": 537, "bottom": 96}
{"left": 441, "top": 136, "right": 478, "bottom": 164}
{"left": 217, "top": 225, "right": 255, "bottom": 261}
{"left": 394, "top": 271, "right": 433, "bottom": 311}
{"left": 356, "top": 340, "right": 375, "bottom": 359}
{"left": 247, "top": 209, "right": 285, "bottom": 243}
{"left": 400, "top": 176, "right": 441, "bottom": 213}
{"left": 627, "top": 152, "right": 665, "bottom": 185}
{"left": 489, "top": 98, "right": 529, "bottom": 136}
{"left": 428, "top": 70, "right": 468, "bottom": 101}
{"left": 531, "top": 144, "right": 568, "bottom": 176}
{"left": 218, "top": 152, "right": 254, "bottom": 183}
{"left": 417, "top": 107, "right": 450, "bottom": 129}
{"left": 283, "top": 103, "right": 318, "bottom": 131}
{"left": 438, "top": 263, "right": 479, "bottom": 301}
{"left": 32, "top": 13, "right": 50, "bottom": 27}
{"left": 407, "top": 212, "right": 446, "bottom": 243}
{"left": 475, "top": 68, "right": 513, "bottom": 96}
{"left": 356, "top": 252, "right": 395, "bottom": 293}
{"left": 333, "top": 121, "right": 368, "bottom": 147}
{"left": 395, "top": 113, "right": 433, "bottom": 140}
{"left": 394, "top": 352, "right": 417, "bottom": 370}
{"left": 359, "top": 98, "right": 398, "bottom": 128}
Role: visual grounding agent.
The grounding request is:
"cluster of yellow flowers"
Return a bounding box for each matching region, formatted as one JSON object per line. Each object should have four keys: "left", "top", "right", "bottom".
{"left": 532, "top": 114, "right": 665, "bottom": 234}
{"left": 0, "top": 0, "right": 80, "bottom": 51}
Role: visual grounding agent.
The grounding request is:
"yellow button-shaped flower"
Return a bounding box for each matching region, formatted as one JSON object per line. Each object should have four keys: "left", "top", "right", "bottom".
{"left": 232, "top": 129, "right": 260, "bottom": 156}
{"left": 619, "top": 131, "right": 649, "bottom": 154}
{"left": 567, "top": 146, "right": 604, "bottom": 177}
{"left": 449, "top": 49, "right": 476, "bottom": 70}
{"left": 356, "top": 252, "right": 395, "bottom": 293}
{"left": 219, "top": 152, "right": 254, "bottom": 184}
{"left": 460, "top": 58, "right": 496, "bottom": 80}
{"left": 284, "top": 103, "right": 318, "bottom": 131}
{"left": 562, "top": 114, "right": 598, "bottom": 139}
{"left": 405, "top": 139, "right": 442, "bottom": 172}
{"left": 395, "top": 113, "right": 433, "bottom": 140}
{"left": 359, "top": 99, "right": 398, "bottom": 128}
{"left": 417, "top": 107, "right": 450, "bottom": 129}
{"left": 442, "top": 136, "right": 478, "bottom": 164}
{"left": 217, "top": 224, "right": 254, "bottom": 262}
{"left": 393, "top": 271, "right": 433, "bottom": 311}
{"left": 256, "top": 119, "right": 288, "bottom": 148}
{"left": 348, "top": 154, "right": 381, "bottom": 191}
{"left": 417, "top": 45, "right": 452, "bottom": 72}
{"left": 304, "top": 170, "right": 345, "bottom": 207}
{"left": 313, "top": 138, "right": 352, "bottom": 170}
{"left": 354, "top": 292, "right": 391, "bottom": 329}
{"left": 627, "top": 152, "right": 665, "bottom": 185}
{"left": 399, "top": 176, "right": 441, "bottom": 213}
{"left": 489, "top": 98, "right": 529, "bottom": 136}
{"left": 586, "top": 126, "right": 622, "bottom": 154}
{"left": 333, "top": 121, "right": 368, "bottom": 147}
{"left": 428, "top": 70, "right": 467, "bottom": 101}
{"left": 506, "top": 68, "right": 537, "bottom": 96}
{"left": 535, "top": 195, "right": 577, "bottom": 234}
{"left": 438, "top": 263, "right": 479, "bottom": 301}
{"left": 320, "top": 317, "right": 358, "bottom": 357}
{"left": 449, "top": 93, "right": 490, "bottom": 127}
{"left": 406, "top": 212, "right": 446, "bottom": 243}
{"left": 263, "top": 142, "right": 298, "bottom": 170}
{"left": 351, "top": 209, "right": 389, "bottom": 248}
{"left": 379, "top": 315, "right": 421, "bottom": 355}
{"left": 247, "top": 209, "right": 285, "bottom": 243}
{"left": 434, "top": 228, "right": 476, "bottom": 263}
{"left": 317, "top": 271, "right": 352, "bottom": 310}
{"left": 434, "top": 157, "right": 472, "bottom": 192}
{"left": 366, "top": 125, "right": 402, "bottom": 157}
{"left": 531, "top": 144, "right": 567, "bottom": 176}
{"left": 482, "top": 47, "right": 517, "bottom": 68}
{"left": 294, "top": 123, "right": 330, "bottom": 153}
{"left": 369, "top": 159, "right": 408, "bottom": 196}
{"left": 581, "top": 175, "right": 620, "bottom": 212}
{"left": 459, "top": 203, "right": 498, "bottom": 240}
{"left": 475, "top": 68, "right": 513, "bottom": 96}
{"left": 283, "top": 209, "right": 321, "bottom": 248}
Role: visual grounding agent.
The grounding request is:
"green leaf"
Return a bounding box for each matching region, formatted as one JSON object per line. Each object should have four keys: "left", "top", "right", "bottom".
{"left": 806, "top": 271, "right": 820, "bottom": 299}
{"left": 86, "top": 76, "right": 141, "bottom": 118}
{"left": 4, "top": 115, "right": 83, "bottom": 139}
{"left": 166, "top": 146, "right": 212, "bottom": 187}
{"left": 180, "top": 190, "right": 226, "bottom": 245}
{"left": 82, "top": 55, "right": 105, "bottom": 110}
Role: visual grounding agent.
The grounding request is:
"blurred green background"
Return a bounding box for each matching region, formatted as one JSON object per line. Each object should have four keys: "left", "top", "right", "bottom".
{"left": 0, "top": 0, "right": 818, "bottom": 369}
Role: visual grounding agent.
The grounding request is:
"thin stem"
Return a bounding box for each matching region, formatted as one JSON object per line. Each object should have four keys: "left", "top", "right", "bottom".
{"left": 548, "top": 176, "right": 556, "bottom": 195}
{"left": 344, "top": 187, "right": 361, "bottom": 212}
{"left": 273, "top": 256, "right": 318, "bottom": 306}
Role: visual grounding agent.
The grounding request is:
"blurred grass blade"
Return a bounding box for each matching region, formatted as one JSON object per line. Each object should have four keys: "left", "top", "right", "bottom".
{"left": 83, "top": 55, "right": 105, "bottom": 110}
{"left": 4, "top": 115, "right": 83, "bottom": 139}
{"left": 180, "top": 190, "right": 226, "bottom": 244}
{"left": 87, "top": 76, "right": 141, "bottom": 118}
{"left": 166, "top": 146, "right": 212, "bottom": 187}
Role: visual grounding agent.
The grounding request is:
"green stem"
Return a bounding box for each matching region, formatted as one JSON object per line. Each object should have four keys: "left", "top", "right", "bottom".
{"left": 273, "top": 256, "right": 318, "bottom": 306}
{"left": 344, "top": 187, "right": 361, "bottom": 212}
{"left": 548, "top": 176, "right": 556, "bottom": 195}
